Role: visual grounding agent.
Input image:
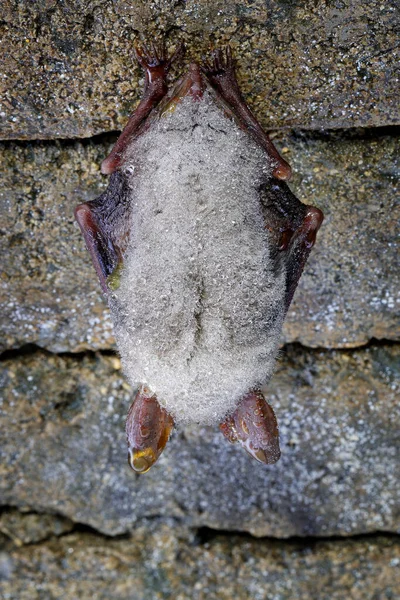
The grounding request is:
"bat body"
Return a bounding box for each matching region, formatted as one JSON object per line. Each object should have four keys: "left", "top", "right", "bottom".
{"left": 75, "top": 44, "right": 323, "bottom": 472}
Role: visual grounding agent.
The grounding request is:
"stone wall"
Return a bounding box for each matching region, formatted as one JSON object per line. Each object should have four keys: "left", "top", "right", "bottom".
{"left": 1, "top": 1, "right": 399, "bottom": 598}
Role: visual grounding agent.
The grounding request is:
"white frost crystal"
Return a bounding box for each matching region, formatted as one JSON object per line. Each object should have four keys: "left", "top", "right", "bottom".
{"left": 111, "top": 94, "right": 286, "bottom": 424}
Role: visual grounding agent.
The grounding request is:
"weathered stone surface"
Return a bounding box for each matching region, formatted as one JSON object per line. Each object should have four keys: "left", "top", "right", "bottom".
{"left": 1, "top": 344, "right": 398, "bottom": 538}
{"left": 0, "top": 509, "right": 73, "bottom": 546}
{"left": 1, "top": 132, "right": 398, "bottom": 352}
{"left": 282, "top": 129, "right": 400, "bottom": 347}
{"left": 1, "top": 1, "right": 398, "bottom": 140}
{"left": 1, "top": 1, "right": 398, "bottom": 593}
{"left": 0, "top": 140, "right": 115, "bottom": 352}
{"left": 0, "top": 524, "right": 399, "bottom": 600}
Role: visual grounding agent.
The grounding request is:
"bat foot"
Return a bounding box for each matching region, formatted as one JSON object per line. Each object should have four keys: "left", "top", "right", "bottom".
{"left": 135, "top": 40, "right": 184, "bottom": 74}
{"left": 202, "top": 47, "right": 291, "bottom": 182}
{"left": 201, "top": 46, "right": 236, "bottom": 87}
{"left": 102, "top": 41, "right": 184, "bottom": 175}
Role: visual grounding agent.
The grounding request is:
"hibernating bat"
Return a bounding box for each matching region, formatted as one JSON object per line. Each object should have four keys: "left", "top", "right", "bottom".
{"left": 75, "top": 42, "right": 323, "bottom": 473}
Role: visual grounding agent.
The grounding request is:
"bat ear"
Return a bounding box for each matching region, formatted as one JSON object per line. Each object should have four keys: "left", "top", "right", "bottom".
{"left": 126, "top": 386, "right": 174, "bottom": 473}
{"left": 220, "top": 390, "right": 280, "bottom": 464}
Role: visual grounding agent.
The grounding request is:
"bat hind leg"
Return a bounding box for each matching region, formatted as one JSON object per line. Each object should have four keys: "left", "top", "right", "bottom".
{"left": 202, "top": 47, "right": 292, "bottom": 181}
{"left": 220, "top": 390, "right": 280, "bottom": 464}
{"left": 101, "top": 41, "right": 184, "bottom": 175}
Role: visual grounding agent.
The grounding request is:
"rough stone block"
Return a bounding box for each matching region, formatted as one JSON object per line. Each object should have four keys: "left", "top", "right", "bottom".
{"left": 1, "top": 133, "right": 398, "bottom": 352}
{"left": 0, "top": 525, "right": 398, "bottom": 600}
{"left": 1, "top": 344, "right": 398, "bottom": 538}
{"left": 1, "top": 1, "right": 398, "bottom": 139}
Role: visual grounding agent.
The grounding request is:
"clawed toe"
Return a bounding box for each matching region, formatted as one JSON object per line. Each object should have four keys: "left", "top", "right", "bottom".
{"left": 202, "top": 45, "right": 235, "bottom": 77}
{"left": 135, "top": 40, "right": 184, "bottom": 72}
{"left": 165, "top": 42, "right": 184, "bottom": 70}
{"left": 135, "top": 41, "right": 165, "bottom": 69}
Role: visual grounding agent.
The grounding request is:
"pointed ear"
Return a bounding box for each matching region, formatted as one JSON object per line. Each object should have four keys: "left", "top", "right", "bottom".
{"left": 126, "top": 386, "right": 174, "bottom": 473}
{"left": 220, "top": 390, "right": 280, "bottom": 464}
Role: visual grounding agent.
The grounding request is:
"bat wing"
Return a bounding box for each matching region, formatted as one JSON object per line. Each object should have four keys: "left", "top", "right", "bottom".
{"left": 259, "top": 179, "right": 323, "bottom": 312}
{"left": 75, "top": 170, "right": 131, "bottom": 293}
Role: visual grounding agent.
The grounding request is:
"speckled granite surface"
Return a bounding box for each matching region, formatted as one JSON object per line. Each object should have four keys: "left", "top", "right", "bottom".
{"left": 0, "top": 517, "right": 399, "bottom": 600}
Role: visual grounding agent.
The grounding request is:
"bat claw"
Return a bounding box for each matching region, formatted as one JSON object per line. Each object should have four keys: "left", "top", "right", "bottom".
{"left": 135, "top": 41, "right": 184, "bottom": 73}
{"left": 202, "top": 45, "right": 236, "bottom": 78}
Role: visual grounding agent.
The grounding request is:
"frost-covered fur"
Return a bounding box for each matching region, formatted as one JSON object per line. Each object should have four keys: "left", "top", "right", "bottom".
{"left": 110, "top": 95, "right": 286, "bottom": 424}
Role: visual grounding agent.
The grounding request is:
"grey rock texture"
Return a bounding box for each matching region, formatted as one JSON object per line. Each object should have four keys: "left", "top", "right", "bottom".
{"left": 1, "top": 132, "right": 398, "bottom": 353}
{"left": 1, "top": 345, "right": 399, "bottom": 538}
{"left": 0, "top": 509, "right": 74, "bottom": 546}
{"left": 1, "top": 525, "right": 399, "bottom": 600}
{"left": 1, "top": 0, "right": 399, "bottom": 596}
{"left": 1, "top": 1, "right": 398, "bottom": 140}
{"left": 0, "top": 140, "right": 115, "bottom": 352}
{"left": 283, "top": 130, "right": 400, "bottom": 347}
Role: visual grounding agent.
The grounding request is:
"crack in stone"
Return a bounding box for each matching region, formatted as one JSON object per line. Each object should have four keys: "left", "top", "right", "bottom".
{"left": 1, "top": 125, "right": 399, "bottom": 146}
{"left": 1, "top": 338, "right": 399, "bottom": 363}
{"left": 1, "top": 505, "right": 399, "bottom": 549}
{"left": 194, "top": 526, "right": 400, "bottom": 547}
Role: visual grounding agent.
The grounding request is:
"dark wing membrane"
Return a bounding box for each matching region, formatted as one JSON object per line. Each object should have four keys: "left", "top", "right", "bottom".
{"left": 75, "top": 171, "right": 132, "bottom": 292}
{"left": 259, "top": 179, "right": 323, "bottom": 312}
